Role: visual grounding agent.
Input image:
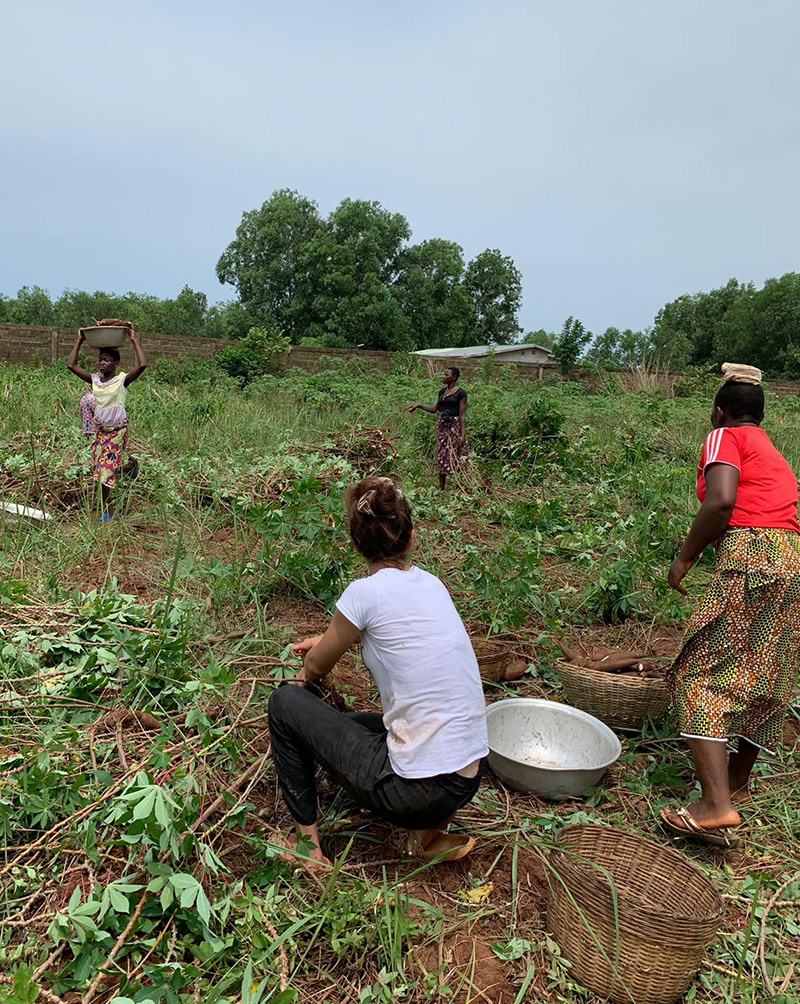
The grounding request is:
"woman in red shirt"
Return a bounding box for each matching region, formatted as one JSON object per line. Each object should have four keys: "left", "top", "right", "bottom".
{"left": 662, "top": 364, "right": 800, "bottom": 847}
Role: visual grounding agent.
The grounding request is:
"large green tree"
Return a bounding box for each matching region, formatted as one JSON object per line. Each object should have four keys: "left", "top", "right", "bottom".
{"left": 215, "top": 189, "right": 323, "bottom": 341}
{"left": 292, "top": 199, "right": 412, "bottom": 350}
{"left": 463, "top": 249, "right": 522, "bottom": 345}
{"left": 391, "top": 239, "right": 474, "bottom": 349}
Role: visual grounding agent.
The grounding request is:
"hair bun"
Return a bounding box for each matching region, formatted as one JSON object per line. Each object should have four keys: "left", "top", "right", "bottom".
{"left": 721, "top": 362, "right": 762, "bottom": 385}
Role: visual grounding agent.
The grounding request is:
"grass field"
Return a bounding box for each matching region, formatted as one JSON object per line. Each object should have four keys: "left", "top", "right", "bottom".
{"left": 0, "top": 357, "right": 798, "bottom": 1004}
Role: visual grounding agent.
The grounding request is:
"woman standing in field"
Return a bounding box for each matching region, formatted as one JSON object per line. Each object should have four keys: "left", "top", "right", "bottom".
{"left": 268, "top": 475, "right": 488, "bottom": 866}
{"left": 663, "top": 364, "right": 800, "bottom": 847}
{"left": 408, "top": 367, "right": 468, "bottom": 489}
{"left": 67, "top": 320, "right": 147, "bottom": 520}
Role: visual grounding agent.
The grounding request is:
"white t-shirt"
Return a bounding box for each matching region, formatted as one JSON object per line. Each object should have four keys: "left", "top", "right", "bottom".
{"left": 336, "top": 566, "right": 489, "bottom": 779}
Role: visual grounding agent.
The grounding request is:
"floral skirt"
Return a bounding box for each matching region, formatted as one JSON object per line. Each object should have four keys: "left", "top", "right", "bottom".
{"left": 93, "top": 422, "right": 129, "bottom": 487}
{"left": 667, "top": 528, "right": 800, "bottom": 753}
{"left": 436, "top": 416, "right": 468, "bottom": 476}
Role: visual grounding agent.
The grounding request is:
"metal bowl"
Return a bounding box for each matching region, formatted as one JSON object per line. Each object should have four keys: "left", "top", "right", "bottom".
{"left": 486, "top": 698, "right": 621, "bottom": 800}
{"left": 81, "top": 325, "right": 129, "bottom": 349}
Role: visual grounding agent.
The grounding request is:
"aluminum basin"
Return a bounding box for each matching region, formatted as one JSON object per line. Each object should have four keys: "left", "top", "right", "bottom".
{"left": 81, "top": 325, "right": 129, "bottom": 348}
{"left": 486, "top": 698, "right": 621, "bottom": 801}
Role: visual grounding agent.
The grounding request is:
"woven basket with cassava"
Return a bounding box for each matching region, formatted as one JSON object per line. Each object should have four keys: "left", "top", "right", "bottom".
{"left": 555, "top": 659, "right": 670, "bottom": 730}
{"left": 547, "top": 825, "right": 723, "bottom": 1004}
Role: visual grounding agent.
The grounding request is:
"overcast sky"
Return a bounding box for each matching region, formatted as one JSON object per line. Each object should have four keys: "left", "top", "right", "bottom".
{"left": 2, "top": 0, "right": 798, "bottom": 335}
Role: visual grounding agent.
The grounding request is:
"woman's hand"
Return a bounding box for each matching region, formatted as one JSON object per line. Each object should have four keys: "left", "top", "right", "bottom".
{"left": 668, "top": 556, "right": 693, "bottom": 595}
{"left": 128, "top": 328, "right": 137, "bottom": 342}
{"left": 291, "top": 635, "right": 324, "bottom": 661}
{"left": 289, "top": 666, "right": 308, "bottom": 687}
{"left": 407, "top": 404, "right": 418, "bottom": 413}
{"left": 76, "top": 329, "right": 85, "bottom": 345}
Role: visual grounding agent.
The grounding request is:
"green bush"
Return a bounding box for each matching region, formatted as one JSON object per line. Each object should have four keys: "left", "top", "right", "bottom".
{"left": 215, "top": 325, "right": 290, "bottom": 385}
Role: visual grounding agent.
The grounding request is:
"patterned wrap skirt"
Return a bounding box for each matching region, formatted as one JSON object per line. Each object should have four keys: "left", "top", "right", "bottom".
{"left": 93, "top": 421, "right": 129, "bottom": 487}
{"left": 436, "top": 415, "right": 468, "bottom": 477}
{"left": 667, "top": 528, "right": 800, "bottom": 753}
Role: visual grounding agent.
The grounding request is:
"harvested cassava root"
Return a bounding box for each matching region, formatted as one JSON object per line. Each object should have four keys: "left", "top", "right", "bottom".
{"left": 557, "top": 641, "right": 667, "bottom": 677}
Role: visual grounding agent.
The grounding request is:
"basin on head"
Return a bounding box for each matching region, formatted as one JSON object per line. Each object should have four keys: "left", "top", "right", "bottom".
{"left": 81, "top": 326, "right": 130, "bottom": 349}
{"left": 486, "top": 698, "right": 621, "bottom": 801}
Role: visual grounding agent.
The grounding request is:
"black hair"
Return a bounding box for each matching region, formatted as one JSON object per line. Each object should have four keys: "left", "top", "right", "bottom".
{"left": 714, "top": 381, "right": 764, "bottom": 423}
{"left": 99, "top": 347, "right": 121, "bottom": 363}
{"left": 345, "top": 476, "right": 413, "bottom": 563}
{"left": 446, "top": 366, "right": 460, "bottom": 381}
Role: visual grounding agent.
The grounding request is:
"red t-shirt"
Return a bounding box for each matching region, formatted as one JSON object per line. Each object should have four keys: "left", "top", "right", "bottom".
{"left": 696, "top": 425, "right": 799, "bottom": 532}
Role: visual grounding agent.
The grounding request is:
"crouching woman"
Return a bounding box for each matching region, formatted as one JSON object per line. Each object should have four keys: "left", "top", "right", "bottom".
{"left": 268, "top": 476, "right": 488, "bottom": 865}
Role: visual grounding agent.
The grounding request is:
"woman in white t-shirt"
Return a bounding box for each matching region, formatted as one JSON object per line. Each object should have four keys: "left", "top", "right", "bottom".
{"left": 268, "top": 476, "right": 489, "bottom": 866}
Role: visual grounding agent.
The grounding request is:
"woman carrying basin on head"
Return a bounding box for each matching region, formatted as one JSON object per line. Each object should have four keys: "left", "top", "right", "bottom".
{"left": 663, "top": 363, "right": 800, "bottom": 847}
{"left": 268, "top": 475, "right": 488, "bottom": 867}
{"left": 408, "top": 366, "right": 468, "bottom": 489}
{"left": 67, "top": 319, "right": 147, "bottom": 520}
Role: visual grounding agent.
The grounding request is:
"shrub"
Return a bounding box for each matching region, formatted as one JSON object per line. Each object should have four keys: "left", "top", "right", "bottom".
{"left": 215, "top": 325, "right": 290, "bottom": 385}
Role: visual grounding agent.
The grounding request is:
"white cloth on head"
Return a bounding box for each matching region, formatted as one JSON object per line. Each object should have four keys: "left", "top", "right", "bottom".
{"left": 336, "top": 566, "right": 489, "bottom": 779}
{"left": 721, "top": 362, "right": 762, "bottom": 385}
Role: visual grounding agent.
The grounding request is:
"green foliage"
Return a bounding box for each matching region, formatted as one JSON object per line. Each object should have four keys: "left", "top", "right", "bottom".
{"left": 648, "top": 273, "right": 800, "bottom": 376}
{"left": 522, "top": 327, "right": 556, "bottom": 348}
{"left": 214, "top": 189, "right": 523, "bottom": 351}
{"left": 581, "top": 558, "right": 645, "bottom": 623}
{"left": 215, "top": 325, "right": 291, "bottom": 385}
{"left": 586, "top": 326, "right": 649, "bottom": 369}
{"left": 391, "top": 238, "right": 474, "bottom": 348}
{"left": 1, "top": 360, "right": 798, "bottom": 1003}
{"left": 216, "top": 188, "right": 324, "bottom": 342}
{"left": 0, "top": 284, "right": 247, "bottom": 339}
{"left": 463, "top": 248, "right": 523, "bottom": 345}
{"left": 469, "top": 390, "right": 567, "bottom": 471}
{"left": 553, "top": 316, "right": 592, "bottom": 374}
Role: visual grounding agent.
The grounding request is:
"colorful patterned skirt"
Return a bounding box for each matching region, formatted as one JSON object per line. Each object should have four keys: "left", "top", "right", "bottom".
{"left": 93, "top": 421, "right": 129, "bottom": 487}
{"left": 436, "top": 415, "right": 468, "bottom": 477}
{"left": 667, "top": 528, "right": 800, "bottom": 753}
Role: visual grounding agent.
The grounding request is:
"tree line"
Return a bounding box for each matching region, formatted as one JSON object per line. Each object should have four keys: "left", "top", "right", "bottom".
{"left": 2, "top": 187, "right": 799, "bottom": 374}
{"left": 576, "top": 273, "right": 800, "bottom": 378}
{"left": 0, "top": 189, "right": 523, "bottom": 352}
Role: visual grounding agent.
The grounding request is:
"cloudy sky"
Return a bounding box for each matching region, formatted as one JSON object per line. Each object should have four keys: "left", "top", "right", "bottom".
{"left": 2, "top": 0, "right": 798, "bottom": 335}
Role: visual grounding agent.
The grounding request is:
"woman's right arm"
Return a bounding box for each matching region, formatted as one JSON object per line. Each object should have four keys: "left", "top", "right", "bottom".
{"left": 668, "top": 463, "right": 739, "bottom": 594}
{"left": 67, "top": 331, "right": 92, "bottom": 384}
{"left": 408, "top": 402, "right": 439, "bottom": 414}
{"left": 290, "top": 610, "right": 361, "bottom": 684}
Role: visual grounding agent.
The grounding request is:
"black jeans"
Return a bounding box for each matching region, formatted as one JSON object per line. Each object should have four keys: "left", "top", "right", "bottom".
{"left": 268, "top": 684, "right": 484, "bottom": 829}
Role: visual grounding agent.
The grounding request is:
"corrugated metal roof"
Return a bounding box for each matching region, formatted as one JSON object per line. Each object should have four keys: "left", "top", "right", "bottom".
{"left": 414, "top": 344, "right": 555, "bottom": 358}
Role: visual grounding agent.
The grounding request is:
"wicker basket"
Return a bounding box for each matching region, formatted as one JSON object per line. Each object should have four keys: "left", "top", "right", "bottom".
{"left": 547, "top": 824, "right": 723, "bottom": 1004}
{"left": 556, "top": 659, "right": 670, "bottom": 730}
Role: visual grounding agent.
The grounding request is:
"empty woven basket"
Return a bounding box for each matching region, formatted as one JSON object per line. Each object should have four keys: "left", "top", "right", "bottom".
{"left": 547, "top": 824, "right": 723, "bottom": 1004}
{"left": 556, "top": 659, "right": 670, "bottom": 730}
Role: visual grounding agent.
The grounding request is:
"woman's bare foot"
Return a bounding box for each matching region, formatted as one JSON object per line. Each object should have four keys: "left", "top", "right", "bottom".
{"left": 409, "top": 827, "right": 475, "bottom": 862}
{"left": 665, "top": 800, "right": 740, "bottom": 831}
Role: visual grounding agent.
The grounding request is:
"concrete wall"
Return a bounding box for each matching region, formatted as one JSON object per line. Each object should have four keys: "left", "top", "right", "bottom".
{"left": 0, "top": 324, "right": 235, "bottom": 369}
{"left": 1, "top": 323, "right": 799, "bottom": 396}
